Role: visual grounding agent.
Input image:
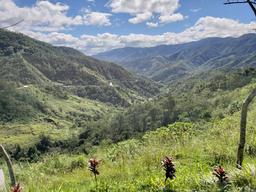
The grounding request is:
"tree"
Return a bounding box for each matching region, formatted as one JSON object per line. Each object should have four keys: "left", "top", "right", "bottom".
{"left": 27, "top": 146, "right": 39, "bottom": 161}
{"left": 13, "top": 144, "right": 24, "bottom": 161}
{"left": 224, "top": 0, "right": 256, "bottom": 168}
{"left": 36, "top": 135, "right": 52, "bottom": 153}
{"left": 161, "top": 95, "right": 176, "bottom": 126}
{"left": 236, "top": 89, "right": 256, "bottom": 168}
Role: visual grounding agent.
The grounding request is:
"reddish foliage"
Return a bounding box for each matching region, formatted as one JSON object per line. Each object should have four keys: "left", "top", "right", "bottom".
{"left": 213, "top": 166, "right": 228, "bottom": 183}
{"left": 161, "top": 156, "right": 176, "bottom": 182}
{"left": 88, "top": 158, "right": 101, "bottom": 175}
{"left": 11, "top": 183, "right": 22, "bottom": 192}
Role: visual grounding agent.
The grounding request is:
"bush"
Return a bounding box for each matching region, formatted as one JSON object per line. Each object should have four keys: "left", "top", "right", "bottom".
{"left": 69, "top": 157, "right": 86, "bottom": 171}
{"left": 36, "top": 135, "right": 52, "bottom": 153}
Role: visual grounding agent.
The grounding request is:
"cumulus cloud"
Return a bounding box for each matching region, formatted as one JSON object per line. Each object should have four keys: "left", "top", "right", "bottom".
{"left": 0, "top": 0, "right": 112, "bottom": 32}
{"left": 107, "top": 0, "right": 185, "bottom": 26}
{"left": 177, "top": 16, "right": 254, "bottom": 42}
{"left": 22, "top": 16, "right": 255, "bottom": 55}
{"left": 83, "top": 12, "right": 112, "bottom": 26}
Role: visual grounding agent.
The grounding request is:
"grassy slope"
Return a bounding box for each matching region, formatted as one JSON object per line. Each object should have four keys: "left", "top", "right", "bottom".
{"left": 3, "top": 83, "right": 256, "bottom": 191}
{"left": 0, "top": 84, "right": 117, "bottom": 148}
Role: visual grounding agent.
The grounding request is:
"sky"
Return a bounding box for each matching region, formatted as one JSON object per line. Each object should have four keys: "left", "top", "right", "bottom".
{"left": 0, "top": 0, "right": 256, "bottom": 55}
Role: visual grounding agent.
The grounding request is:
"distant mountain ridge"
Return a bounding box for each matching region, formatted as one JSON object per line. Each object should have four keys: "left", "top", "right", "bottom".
{"left": 0, "top": 29, "right": 160, "bottom": 106}
{"left": 95, "top": 34, "right": 256, "bottom": 83}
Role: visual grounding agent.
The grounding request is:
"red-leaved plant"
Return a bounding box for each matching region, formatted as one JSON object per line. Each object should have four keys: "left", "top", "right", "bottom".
{"left": 161, "top": 156, "right": 176, "bottom": 182}
{"left": 213, "top": 166, "right": 228, "bottom": 184}
{"left": 11, "top": 183, "right": 22, "bottom": 192}
{"left": 88, "top": 158, "right": 101, "bottom": 183}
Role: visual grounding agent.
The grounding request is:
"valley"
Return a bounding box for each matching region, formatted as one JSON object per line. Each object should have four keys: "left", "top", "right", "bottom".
{"left": 1, "top": 29, "right": 256, "bottom": 191}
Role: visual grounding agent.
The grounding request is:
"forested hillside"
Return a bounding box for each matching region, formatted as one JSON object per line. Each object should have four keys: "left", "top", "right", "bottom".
{"left": 0, "top": 29, "right": 159, "bottom": 106}
{"left": 4, "top": 66, "right": 256, "bottom": 163}
{"left": 0, "top": 29, "right": 159, "bottom": 160}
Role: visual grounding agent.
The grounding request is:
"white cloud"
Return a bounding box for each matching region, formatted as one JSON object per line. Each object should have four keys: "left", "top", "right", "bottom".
{"left": 128, "top": 12, "right": 152, "bottom": 24}
{"left": 0, "top": 0, "right": 74, "bottom": 32}
{"left": 177, "top": 16, "right": 254, "bottom": 42}
{"left": 146, "top": 22, "right": 159, "bottom": 28}
{"left": 22, "top": 17, "right": 255, "bottom": 55}
{"left": 159, "top": 13, "right": 185, "bottom": 24}
{"left": 107, "top": 0, "right": 185, "bottom": 26}
{"left": 0, "top": 0, "right": 111, "bottom": 32}
{"left": 83, "top": 12, "right": 112, "bottom": 26}
{"left": 108, "top": 0, "right": 179, "bottom": 15}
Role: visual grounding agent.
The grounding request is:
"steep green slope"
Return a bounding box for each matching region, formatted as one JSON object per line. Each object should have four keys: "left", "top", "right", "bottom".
{"left": 95, "top": 34, "right": 256, "bottom": 83}
{"left": 0, "top": 29, "right": 159, "bottom": 106}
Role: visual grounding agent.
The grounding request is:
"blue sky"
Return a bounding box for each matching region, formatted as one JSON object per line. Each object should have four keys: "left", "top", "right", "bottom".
{"left": 1, "top": 0, "right": 255, "bottom": 54}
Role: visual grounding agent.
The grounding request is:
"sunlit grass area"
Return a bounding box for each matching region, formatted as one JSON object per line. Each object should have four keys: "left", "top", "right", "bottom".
{"left": 3, "top": 114, "right": 254, "bottom": 191}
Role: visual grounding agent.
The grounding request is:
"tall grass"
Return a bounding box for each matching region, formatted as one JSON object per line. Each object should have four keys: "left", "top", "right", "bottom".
{"left": 1, "top": 114, "right": 253, "bottom": 191}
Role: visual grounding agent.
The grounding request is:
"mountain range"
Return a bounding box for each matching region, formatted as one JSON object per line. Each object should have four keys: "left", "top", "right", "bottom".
{"left": 95, "top": 34, "right": 256, "bottom": 83}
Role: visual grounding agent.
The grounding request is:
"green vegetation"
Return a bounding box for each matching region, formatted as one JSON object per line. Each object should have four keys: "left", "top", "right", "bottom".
{"left": 0, "top": 81, "right": 44, "bottom": 122}
{"left": 0, "top": 29, "right": 160, "bottom": 106}
{"left": 5, "top": 115, "right": 256, "bottom": 191}
{"left": 1, "top": 29, "right": 256, "bottom": 191}
{"left": 75, "top": 68, "right": 256, "bottom": 145}
{"left": 0, "top": 28, "right": 158, "bottom": 158}
{"left": 0, "top": 81, "right": 117, "bottom": 150}
{"left": 0, "top": 69, "right": 255, "bottom": 191}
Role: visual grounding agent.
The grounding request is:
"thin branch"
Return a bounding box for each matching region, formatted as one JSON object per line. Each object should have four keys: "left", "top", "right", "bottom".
{"left": 248, "top": 0, "right": 256, "bottom": 15}
{"left": 224, "top": 1, "right": 256, "bottom": 5}
{"left": 224, "top": 0, "right": 256, "bottom": 16}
